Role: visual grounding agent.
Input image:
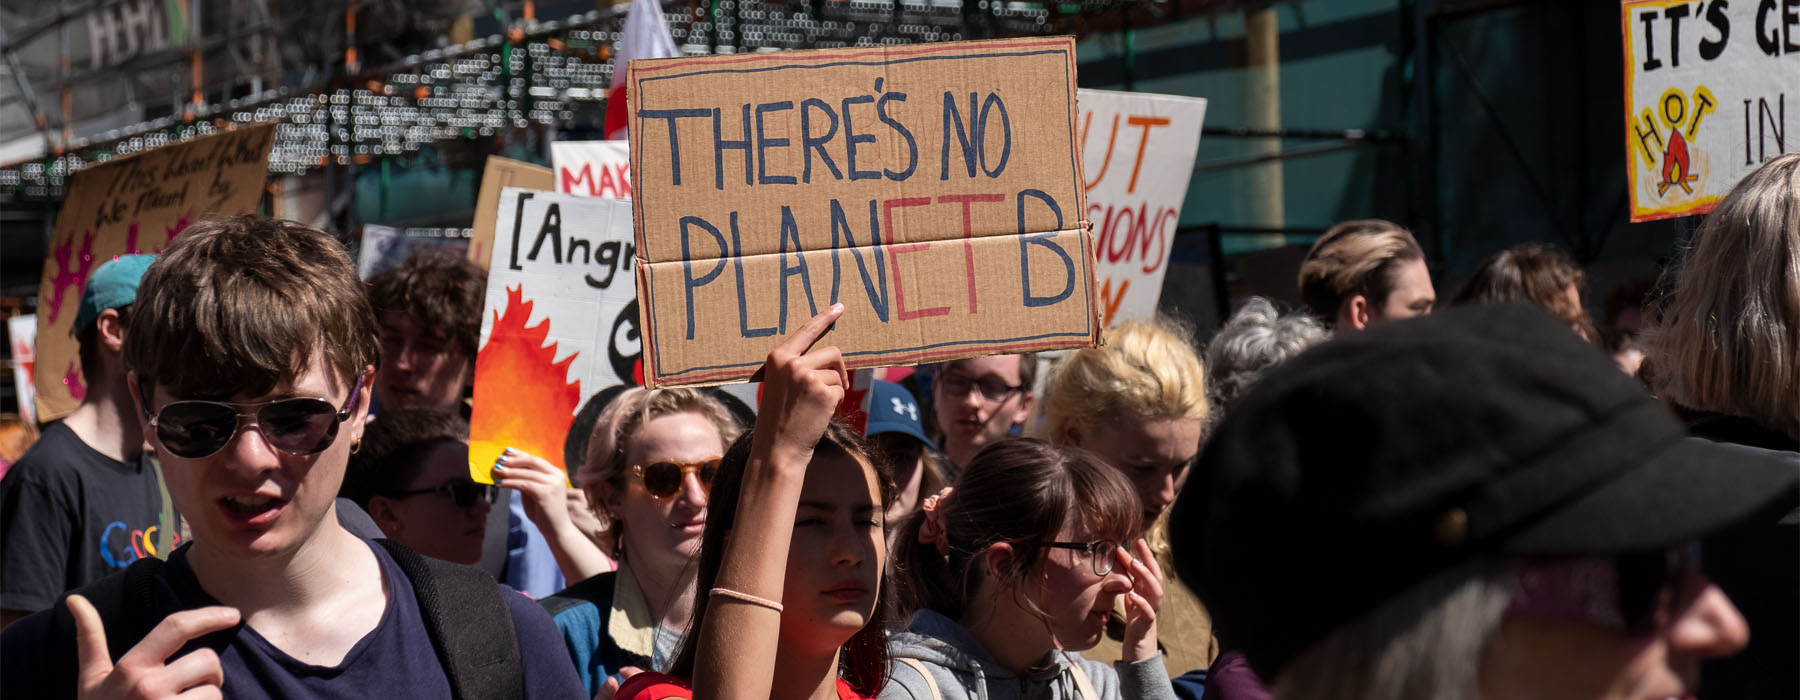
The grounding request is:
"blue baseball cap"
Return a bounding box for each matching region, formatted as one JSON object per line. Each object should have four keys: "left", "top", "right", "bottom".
{"left": 73, "top": 254, "right": 156, "bottom": 335}
{"left": 865, "top": 380, "right": 932, "bottom": 446}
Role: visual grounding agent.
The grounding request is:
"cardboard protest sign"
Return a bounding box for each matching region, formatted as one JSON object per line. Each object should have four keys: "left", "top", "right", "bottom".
{"left": 467, "top": 188, "right": 643, "bottom": 483}
{"left": 469, "top": 157, "right": 554, "bottom": 269}
{"left": 1621, "top": 0, "right": 1800, "bottom": 222}
{"left": 33, "top": 124, "right": 276, "bottom": 420}
{"left": 629, "top": 37, "right": 1098, "bottom": 387}
{"left": 553, "top": 141, "right": 633, "bottom": 198}
{"left": 1076, "top": 89, "right": 1206, "bottom": 326}
{"left": 8, "top": 314, "right": 37, "bottom": 423}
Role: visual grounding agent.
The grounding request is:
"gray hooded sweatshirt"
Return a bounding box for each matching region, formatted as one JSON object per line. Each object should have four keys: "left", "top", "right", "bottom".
{"left": 879, "top": 610, "right": 1177, "bottom": 700}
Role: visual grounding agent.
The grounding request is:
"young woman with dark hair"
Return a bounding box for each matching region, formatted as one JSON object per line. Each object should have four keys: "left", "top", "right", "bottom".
{"left": 614, "top": 304, "right": 899, "bottom": 700}
{"left": 882, "top": 438, "right": 1177, "bottom": 700}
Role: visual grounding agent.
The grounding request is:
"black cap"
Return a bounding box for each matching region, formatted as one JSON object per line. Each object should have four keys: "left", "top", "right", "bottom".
{"left": 1170, "top": 302, "right": 1798, "bottom": 680}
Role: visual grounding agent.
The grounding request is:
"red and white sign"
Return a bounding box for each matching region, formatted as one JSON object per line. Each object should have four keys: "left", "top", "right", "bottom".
{"left": 1077, "top": 89, "right": 1206, "bottom": 326}
{"left": 552, "top": 141, "right": 633, "bottom": 199}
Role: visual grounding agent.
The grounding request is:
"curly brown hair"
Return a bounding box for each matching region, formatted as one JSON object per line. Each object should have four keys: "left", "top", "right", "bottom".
{"left": 365, "top": 247, "right": 487, "bottom": 360}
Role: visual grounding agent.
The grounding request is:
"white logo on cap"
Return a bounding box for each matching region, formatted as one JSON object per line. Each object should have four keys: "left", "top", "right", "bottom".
{"left": 890, "top": 396, "right": 918, "bottom": 422}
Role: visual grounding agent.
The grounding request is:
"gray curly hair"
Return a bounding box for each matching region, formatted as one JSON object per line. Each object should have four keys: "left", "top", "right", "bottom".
{"left": 1204, "top": 297, "right": 1331, "bottom": 412}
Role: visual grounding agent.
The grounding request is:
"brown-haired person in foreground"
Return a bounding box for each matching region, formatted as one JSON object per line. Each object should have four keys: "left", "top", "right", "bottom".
{"left": 1645, "top": 153, "right": 1800, "bottom": 700}
{"left": 1296, "top": 219, "right": 1435, "bottom": 331}
{"left": 0, "top": 216, "right": 583, "bottom": 700}
{"left": 1452, "top": 242, "right": 1597, "bottom": 342}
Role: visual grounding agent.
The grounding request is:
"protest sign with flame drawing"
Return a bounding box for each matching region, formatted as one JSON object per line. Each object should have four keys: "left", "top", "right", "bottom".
{"left": 467, "top": 189, "right": 643, "bottom": 483}
{"left": 1622, "top": 0, "right": 1798, "bottom": 222}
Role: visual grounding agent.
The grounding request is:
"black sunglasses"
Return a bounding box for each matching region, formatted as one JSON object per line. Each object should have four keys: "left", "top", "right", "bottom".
{"left": 142, "top": 374, "right": 364, "bottom": 460}
{"left": 387, "top": 481, "right": 498, "bottom": 509}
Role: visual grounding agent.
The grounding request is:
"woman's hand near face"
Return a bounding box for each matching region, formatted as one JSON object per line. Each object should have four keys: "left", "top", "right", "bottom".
{"left": 1118, "top": 538, "right": 1165, "bottom": 662}
{"left": 497, "top": 448, "right": 616, "bottom": 580}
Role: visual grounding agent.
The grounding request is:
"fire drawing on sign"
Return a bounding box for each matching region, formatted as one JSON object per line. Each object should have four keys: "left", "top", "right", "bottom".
{"left": 469, "top": 285, "right": 582, "bottom": 484}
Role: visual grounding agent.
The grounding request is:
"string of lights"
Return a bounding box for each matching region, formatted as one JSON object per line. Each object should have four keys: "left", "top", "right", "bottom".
{"left": 0, "top": 0, "right": 1176, "bottom": 198}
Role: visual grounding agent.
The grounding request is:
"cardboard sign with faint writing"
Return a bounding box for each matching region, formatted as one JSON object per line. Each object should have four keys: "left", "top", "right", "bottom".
{"left": 467, "top": 188, "right": 642, "bottom": 483}
{"left": 469, "top": 157, "right": 554, "bottom": 269}
{"left": 1621, "top": 0, "right": 1800, "bottom": 222}
{"left": 33, "top": 124, "right": 276, "bottom": 420}
{"left": 630, "top": 37, "right": 1097, "bottom": 387}
{"left": 1077, "top": 89, "right": 1206, "bottom": 326}
{"left": 553, "top": 141, "right": 633, "bottom": 199}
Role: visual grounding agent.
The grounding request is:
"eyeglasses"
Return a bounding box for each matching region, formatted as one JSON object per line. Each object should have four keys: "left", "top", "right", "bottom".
{"left": 1047, "top": 539, "right": 1120, "bottom": 577}
{"left": 937, "top": 372, "right": 1025, "bottom": 403}
{"left": 142, "top": 374, "right": 364, "bottom": 460}
{"left": 631, "top": 459, "right": 722, "bottom": 500}
{"left": 386, "top": 481, "right": 498, "bottom": 509}
{"left": 1509, "top": 542, "right": 1701, "bottom": 637}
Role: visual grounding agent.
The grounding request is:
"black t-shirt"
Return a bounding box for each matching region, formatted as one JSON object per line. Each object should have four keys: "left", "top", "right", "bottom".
{"left": 0, "top": 538, "right": 586, "bottom": 699}
{"left": 0, "top": 422, "right": 170, "bottom": 613}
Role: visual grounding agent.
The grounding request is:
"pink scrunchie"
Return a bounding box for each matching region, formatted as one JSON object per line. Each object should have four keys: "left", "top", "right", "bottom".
{"left": 917, "top": 486, "right": 955, "bottom": 555}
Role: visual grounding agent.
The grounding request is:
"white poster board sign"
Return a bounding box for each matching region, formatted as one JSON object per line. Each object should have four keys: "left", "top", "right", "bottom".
{"left": 1622, "top": 0, "right": 1799, "bottom": 221}
{"left": 551, "top": 141, "right": 633, "bottom": 199}
{"left": 8, "top": 314, "right": 36, "bottom": 423}
{"left": 468, "top": 188, "right": 641, "bottom": 483}
{"left": 1076, "top": 89, "right": 1206, "bottom": 326}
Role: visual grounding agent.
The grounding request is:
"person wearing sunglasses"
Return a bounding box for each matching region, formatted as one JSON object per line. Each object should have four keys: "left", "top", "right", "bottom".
{"left": 1172, "top": 303, "right": 1798, "bottom": 700}
{"left": 537, "top": 386, "right": 743, "bottom": 698}
{"left": 884, "top": 437, "right": 1178, "bottom": 700}
{"left": 340, "top": 410, "right": 492, "bottom": 566}
{"left": 0, "top": 216, "right": 583, "bottom": 700}
{"left": 929, "top": 354, "right": 1038, "bottom": 475}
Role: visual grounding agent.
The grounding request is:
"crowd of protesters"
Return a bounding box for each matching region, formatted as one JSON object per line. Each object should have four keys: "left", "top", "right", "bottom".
{"left": 0, "top": 153, "right": 1795, "bottom": 700}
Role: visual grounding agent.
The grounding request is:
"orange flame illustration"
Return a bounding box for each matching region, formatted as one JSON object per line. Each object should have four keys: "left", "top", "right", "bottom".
{"left": 1657, "top": 130, "right": 1698, "bottom": 197}
{"left": 468, "top": 285, "right": 582, "bottom": 484}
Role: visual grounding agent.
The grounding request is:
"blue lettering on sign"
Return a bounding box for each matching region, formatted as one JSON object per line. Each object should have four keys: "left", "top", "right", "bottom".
{"left": 1017, "top": 189, "right": 1073, "bottom": 308}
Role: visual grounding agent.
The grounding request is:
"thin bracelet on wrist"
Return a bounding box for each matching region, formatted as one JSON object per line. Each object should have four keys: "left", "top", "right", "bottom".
{"left": 709, "top": 587, "right": 784, "bottom": 613}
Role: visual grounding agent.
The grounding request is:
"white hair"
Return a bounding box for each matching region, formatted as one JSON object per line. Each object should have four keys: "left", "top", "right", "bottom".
{"left": 1273, "top": 560, "right": 1516, "bottom": 700}
{"left": 1204, "top": 297, "right": 1331, "bottom": 411}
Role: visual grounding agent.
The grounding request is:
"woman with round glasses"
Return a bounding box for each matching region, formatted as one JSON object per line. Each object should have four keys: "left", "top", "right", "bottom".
{"left": 536, "top": 387, "right": 743, "bottom": 697}
{"left": 341, "top": 410, "right": 492, "bottom": 565}
{"left": 1035, "top": 317, "right": 1218, "bottom": 676}
{"left": 883, "top": 438, "right": 1177, "bottom": 700}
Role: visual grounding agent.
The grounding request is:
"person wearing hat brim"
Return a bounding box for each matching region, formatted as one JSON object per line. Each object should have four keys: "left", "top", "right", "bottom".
{"left": 1171, "top": 302, "right": 1798, "bottom": 700}
{"left": 1, "top": 254, "right": 171, "bottom": 629}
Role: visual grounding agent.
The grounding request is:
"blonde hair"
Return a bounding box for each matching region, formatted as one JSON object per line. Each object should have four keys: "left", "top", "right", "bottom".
{"left": 1298, "top": 220, "right": 1426, "bottom": 321}
{"left": 1646, "top": 153, "right": 1800, "bottom": 441}
{"left": 1035, "top": 318, "right": 1210, "bottom": 441}
{"left": 577, "top": 387, "right": 744, "bottom": 536}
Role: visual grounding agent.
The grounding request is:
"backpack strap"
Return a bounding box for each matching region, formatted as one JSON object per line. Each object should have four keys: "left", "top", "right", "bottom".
{"left": 48, "top": 556, "right": 167, "bottom": 700}
{"left": 1064, "top": 654, "right": 1099, "bottom": 700}
{"left": 377, "top": 538, "right": 524, "bottom": 700}
{"left": 895, "top": 657, "right": 943, "bottom": 700}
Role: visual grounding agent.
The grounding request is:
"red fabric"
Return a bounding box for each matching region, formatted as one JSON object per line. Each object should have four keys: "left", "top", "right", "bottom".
{"left": 616, "top": 673, "right": 871, "bottom": 700}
